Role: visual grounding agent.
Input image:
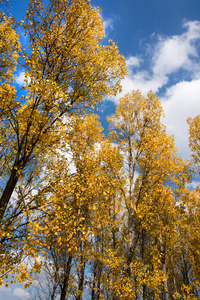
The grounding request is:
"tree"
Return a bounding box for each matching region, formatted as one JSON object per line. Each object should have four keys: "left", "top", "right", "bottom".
{"left": 26, "top": 91, "right": 195, "bottom": 299}
{"left": 25, "top": 113, "right": 124, "bottom": 299}
{"left": 0, "top": 0, "right": 126, "bottom": 286}
{"left": 187, "top": 115, "right": 200, "bottom": 279}
{"left": 0, "top": 0, "right": 127, "bottom": 219}
{"left": 175, "top": 115, "right": 200, "bottom": 298}
{"left": 107, "top": 90, "right": 189, "bottom": 299}
{"left": 188, "top": 115, "right": 200, "bottom": 173}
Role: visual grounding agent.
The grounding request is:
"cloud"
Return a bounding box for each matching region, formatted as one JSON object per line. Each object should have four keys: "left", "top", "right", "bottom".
{"left": 103, "top": 17, "right": 114, "bottom": 37}
{"left": 15, "top": 72, "right": 31, "bottom": 86}
{"left": 0, "top": 286, "right": 12, "bottom": 299}
{"left": 104, "top": 17, "right": 113, "bottom": 32}
{"left": 152, "top": 21, "right": 200, "bottom": 77}
{"left": 114, "top": 20, "right": 200, "bottom": 100}
{"left": 161, "top": 79, "right": 200, "bottom": 159}
{"left": 15, "top": 72, "right": 26, "bottom": 86}
{"left": 118, "top": 71, "right": 166, "bottom": 98}
{"left": 13, "top": 287, "right": 30, "bottom": 299}
{"left": 186, "top": 180, "right": 200, "bottom": 190}
{"left": 126, "top": 56, "right": 142, "bottom": 68}
{"left": 111, "top": 20, "right": 200, "bottom": 160}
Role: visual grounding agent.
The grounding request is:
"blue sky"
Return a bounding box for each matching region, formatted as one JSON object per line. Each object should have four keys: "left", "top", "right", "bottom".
{"left": 1, "top": 0, "right": 200, "bottom": 298}
{"left": 10, "top": 0, "right": 200, "bottom": 160}
{"left": 91, "top": 0, "right": 200, "bottom": 161}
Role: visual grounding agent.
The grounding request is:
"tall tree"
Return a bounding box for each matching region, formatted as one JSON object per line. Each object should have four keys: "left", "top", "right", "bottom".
{"left": 0, "top": 0, "right": 126, "bottom": 287}
{"left": 0, "top": 0, "right": 126, "bottom": 219}
{"left": 25, "top": 113, "right": 124, "bottom": 299}
{"left": 188, "top": 115, "right": 200, "bottom": 173}
{"left": 175, "top": 115, "right": 200, "bottom": 298}
{"left": 108, "top": 90, "right": 189, "bottom": 299}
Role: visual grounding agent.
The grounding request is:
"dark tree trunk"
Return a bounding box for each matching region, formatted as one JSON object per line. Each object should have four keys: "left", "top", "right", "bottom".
{"left": 0, "top": 166, "right": 19, "bottom": 219}
{"left": 60, "top": 255, "right": 72, "bottom": 300}
{"left": 96, "top": 263, "right": 102, "bottom": 300}
{"left": 91, "top": 261, "right": 97, "bottom": 300}
{"left": 76, "top": 254, "right": 86, "bottom": 300}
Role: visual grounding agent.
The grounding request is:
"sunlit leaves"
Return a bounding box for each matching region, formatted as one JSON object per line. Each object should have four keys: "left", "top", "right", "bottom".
{"left": 108, "top": 90, "right": 191, "bottom": 299}
{"left": 0, "top": 0, "right": 126, "bottom": 289}
{"left": 0, "top": 14, "right": 20, "bottom": 83}
{"left": 188, "top": 115, "right": 200, "bottom": 173}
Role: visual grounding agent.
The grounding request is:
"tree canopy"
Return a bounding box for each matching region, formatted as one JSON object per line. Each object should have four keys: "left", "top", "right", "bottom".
{"left": 0, "top": 1, "right": 200, "bottom": 299}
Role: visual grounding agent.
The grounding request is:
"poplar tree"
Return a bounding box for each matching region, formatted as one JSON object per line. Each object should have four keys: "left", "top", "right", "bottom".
{"left": 0, "top": 0, "right": 126, "bottom": 286}
{"left": 0, "top": 0, "right": 126, "bottom": 219}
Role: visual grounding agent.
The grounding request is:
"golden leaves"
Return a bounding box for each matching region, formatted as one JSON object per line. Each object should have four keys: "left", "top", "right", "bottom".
{"left": 0, "top": 0, "right": 126, "bottom": 223}
{"left": 22, "top": 0, "right": 127, "bottom": 112}
{"left": 0, "top": 1, "right": 199, "bottom": 298}
{"left": 0, "top": 14, "right": 20, "bottom": 82}
{"left": 106, "top": 89, "right": 194, "bottom": 298}
{"left": 188, "top": 115, "right": 200, "bottom": 171}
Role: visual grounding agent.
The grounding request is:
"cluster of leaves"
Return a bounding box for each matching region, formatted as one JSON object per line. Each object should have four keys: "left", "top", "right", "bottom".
{"left": 0, "top": 0, "right": 126, "bottom": 289}
{"left": 0, "top": 1, "right": 200, "bottom": 300}
{"left": 22, "top": 91, "right": 200, "bottom": 300}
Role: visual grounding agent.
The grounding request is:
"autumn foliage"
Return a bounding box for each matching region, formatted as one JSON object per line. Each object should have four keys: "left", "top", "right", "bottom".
{"left": 0, "top": 0, "right": 200, "bottom": 299}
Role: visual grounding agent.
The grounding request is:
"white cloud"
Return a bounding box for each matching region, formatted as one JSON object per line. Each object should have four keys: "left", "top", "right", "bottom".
{"left": 13, "top": 287, "right": 30, "bottom": 299}
{"left": 15, "top": 72, "right": 31, "bottom": 86}
{"left": 0, "top": 285, "right": 12, "bottom": 298}
{"left": 100, "top": 14, "right": 114, "bottom": 38}
{"left": 111, "top": 20, "right": 200, "bottom": 160}
{"left": 15, "top": 72, "right": 26, "bottom": 86}
{"left": 152, "top": 21, "right": 200, "bottom": 77}
{"left": 114, "top": 20, "right": 200, "bottom": 100}
{"left": 186, "top": 180, "right": 200, "bottom": 190}
{"left": 117, "top": 71, "right": 166, "bottom": 99}
{"left": 162, "top": 79, "right": 200, "bottom": 159}
{"left": 126, "top": 56, "right": 142, "bottom": 68}
{"left": 104, "top": 17, "right": 113, "bottom": 32}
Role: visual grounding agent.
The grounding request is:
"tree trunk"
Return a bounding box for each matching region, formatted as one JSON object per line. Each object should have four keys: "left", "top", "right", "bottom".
{"left": 160, "top": 240, "right": 169, "bottom": 300}
{"left": 96, "top": 262, "right": 102, "bottom": 300}
{"left": 163, "top": 262, "right": 169, "bottom": 300}
{"left": 141, "top": 230, "right": 147, "bottom": 300}
{"left": 76, "top": 254, "right": 86, "bottom": 300}
{"left": 51, "top": 264, "right": 59, "bottom": 300}
{"left": 0, "top": 165, "right": 19, "bottom": 219}
{"left": 60, "top": 255, "right": 72, "bottom": 300}
{"left": 126, "top": 212, "right": 135, "bottom": 276}
{"left": 91, "top": 261, "right": 97, "bottom": 300}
